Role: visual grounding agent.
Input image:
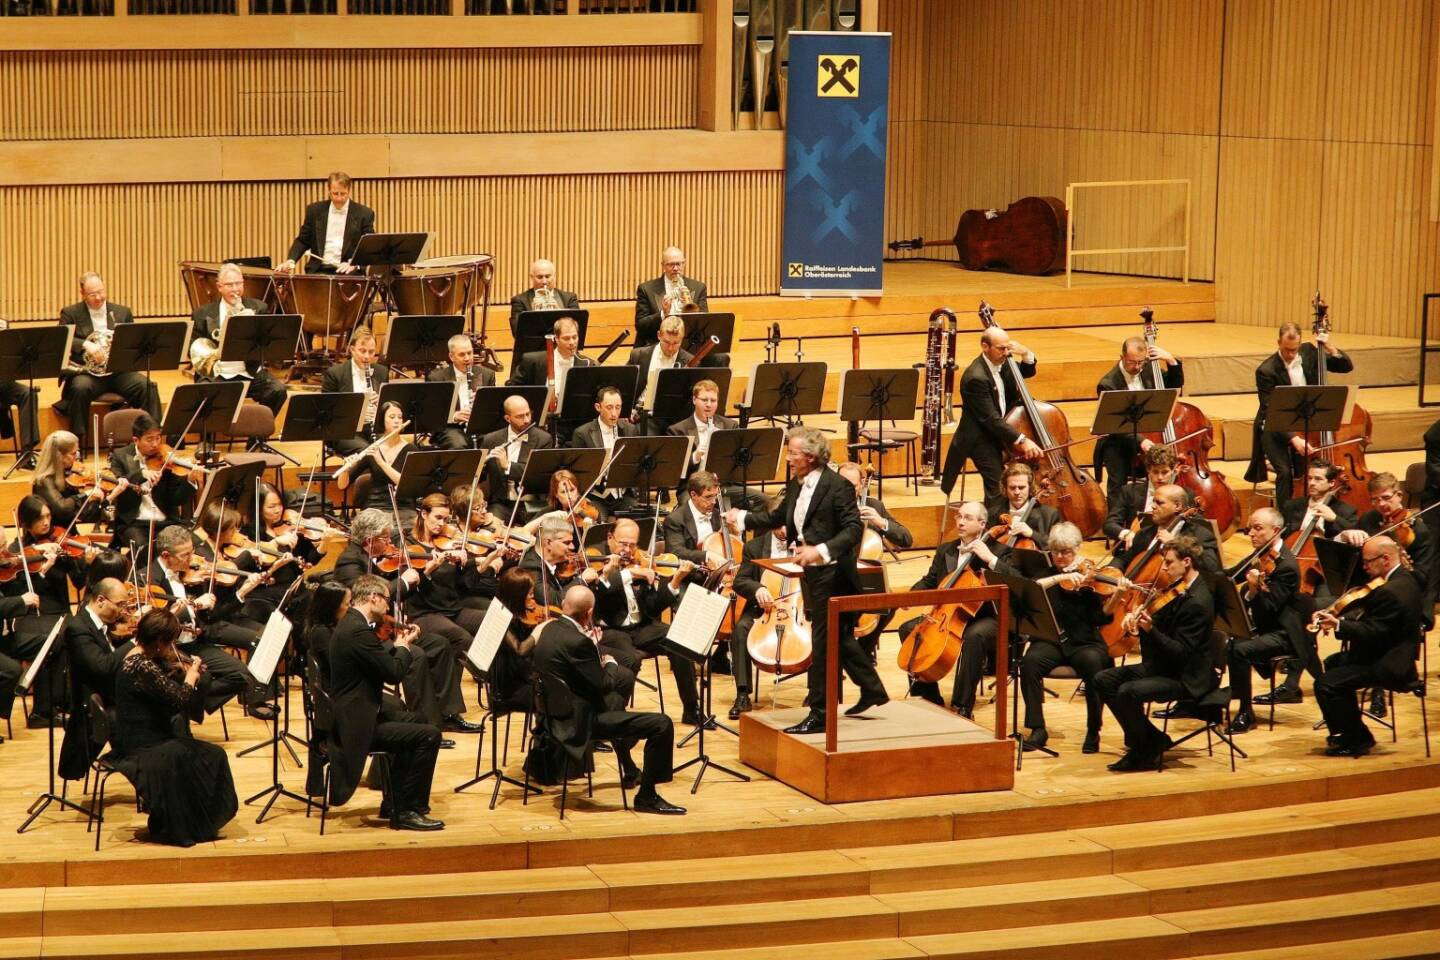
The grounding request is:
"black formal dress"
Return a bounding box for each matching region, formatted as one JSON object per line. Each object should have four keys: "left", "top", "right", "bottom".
{"left": 325, "top": 609, "right": 441, "bottom": 813}
{"left": 114, "top": 653, "right": 238, "bottom": 846}
{"left": 1092, "top": 360, "right": 1185, "bottom": 501}
{"left": 59, "top": 609, "right": 131, "bottom": 780}
{"left": 2, "top": 540, "right": 86, "bottom": 720}
{"left": 320, "top": 358, "right": 390, "bottom": 455}
{"left": 1244, "top": 344, "right": 1354, "bottom": 511}
{"left": 286, "top": 199, "right": 376, "bottom": 273}
{"left": 427, "top": 363, "right": 495, "bottom": 450}
{"left": 343, "top": 442, "right": 415, "bottom": 512}
{"left": 56, "top": 300, "right": 157, "bottom": 446}
{"left": 189, "top": 298, "right": 289, "bottom": 415}
{"left": 33, "top": 474, "right": 102, "bottom": 531}
{"left": 941, "top": 353, "right": 1039, "bottom": 499}
{"left": 634, "top": 276, "right": 708, "bottom": 346}
{"left": 1019, "top": 564, "right": 1113, "bottom": 736}
{"left": 144, "top": 558, "right": 262, "bottom": 716}
{"left": 1224, "top": 547, "right": 1307, "bottom": 713}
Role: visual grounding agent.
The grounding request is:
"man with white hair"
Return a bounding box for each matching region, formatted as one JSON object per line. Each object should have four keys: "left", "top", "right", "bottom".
{"left": 56, "top": 271, "right": 158, "bottom": 447}
{"left": 188, "top": 262, "right": 289, "bottom": 415}
{"left": 634, "top": 246, "right": 708, "bottom": 347}
{"left": 426, "top": 333, "right": 496, "bottom": 450}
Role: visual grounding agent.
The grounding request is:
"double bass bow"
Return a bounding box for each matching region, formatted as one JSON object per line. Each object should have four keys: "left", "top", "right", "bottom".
{"left": 980, "top": 301, "right": 1107, "bottom": 537}
{"left": 1301, "top": 293, "right": 1374, "bottom": 513}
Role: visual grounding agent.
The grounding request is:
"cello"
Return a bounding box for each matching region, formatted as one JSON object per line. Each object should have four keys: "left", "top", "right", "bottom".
{"left": 1299, "top": 293, "right": 1374, "bottom": 514}
{"left": 746, "top": 549, "right": 814, "bottom": 681}
{"left": 1139, "top": 310, "right": 1240, "bottom": 537}
{"left": 980, "top": 301, "right": 1107, "bottom": 537}
{"left": 1283, "top": 482, "right": 1346, "bottom": 595}
{"left": 896, "top": 533, "right": 991, "bottom": 682}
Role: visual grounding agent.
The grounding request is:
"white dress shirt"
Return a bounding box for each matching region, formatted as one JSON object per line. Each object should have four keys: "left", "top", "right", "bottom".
{"left": 665, "top": 277, "right": 685, "bottom": 316}
{"left": 554, "top": 353, "right": 574, "bottom": 413}
{"left": 984, "top": 356, "right": 1007, "bottom": 411}
{"left": 792, "top": 470, "right": 835, "bottom": 565}
{"left": 643, "top": 346, "right": 682, "bottom": 408}
{"left": 88, "top": 304, "right": 109, "bottom": 335}
{"left": 688, "top": 500, "right": 715, "bottom": 543}
{"left": 1124, "top": 368, "right": 1144, "bottom": 391}
{"left": 452, "top": 365, "right": 472, "bottom": 420}
{"left": 618, "top": 569, "right": 642, "bottom": 626}
{"left": 1285, "top": 354, "right": 1307, "bottom": 387}
{"left": 323, "top": 201, "right": 349, "bottom": 266}
{"left": 693, "top": 414, "right": 716, "bottom": 463}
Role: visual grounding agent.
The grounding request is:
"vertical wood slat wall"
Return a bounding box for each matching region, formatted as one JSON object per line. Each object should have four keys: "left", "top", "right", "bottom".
{"left": 0, "top": 172, "right": 782, "bottom": 320}
{"left": 880, "top": 0, "right": 1440, "bottom": 338}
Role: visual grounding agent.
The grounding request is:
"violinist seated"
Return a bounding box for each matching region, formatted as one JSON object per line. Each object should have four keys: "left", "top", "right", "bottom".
{"left": 1244, "top": 319, "right": 1353, "bottom": 513}
{"left": 1113, "top": 484, "right": 1222, "bottom": 575}
{"left": 110, "top": 413, "right": 200, "bottom": 556}
{"left": 725, "top": 527, "right": 791, "bottom": 720}
{"left": 34, "top": 431, "right": 125, "bottom": 531}
{"left": 591, "top": 518, "right": 702, "bottom": 728}
{"left": 148, "top": 524, "right": 272, "bottom": 722}
{"left": 520, "top": 469, "right": 611, "bottom": 532}
{"left": 319, "top": 328, "right": 389, "bottom": 457}
{"left": 1103, "top": 447, "right": 1178, "bottom": 548}
{"left": 1017, "top": 522, "right": 1114, "bottom": 755}
{"left": 449, "top": 483, "right": 517, "bottom": 611}
{"left": 332, "top": 508, "right": 474, "bottom": 736}
{"left": 325, "top": 574, "right": 445, "bottom": 832}
{"left": 895, "top": 500, "right": 1021, "bottom": 718}
{"left": 1281, "top": 459, "right": 1360, "bottom": 540}
{"left": 837, "top": 461, "right": 913, "bottom": 551}
{"left": 59, "top": 578, "right": 136, "bottom": 781}
{"left": 1093, "top": 335, "right": 1184, "bottom": 501}
{"left": 506, "top": 316, "right": 595, "bottom": 423}
{"left": 984, "top": 461, "right": 1058, "bottom": 551}
{"left": 479, "top": 395, "right": 554, "bottom": 523}
{"left": 244, "top": 481, "right": 324, "bottom": 621}
{"left": 940, "top": 326, "right": 1042, "bottom": 502}
{"left": 1337, "top": 472, "right": 1434, "bottom": 609}
{"left": 334, "top": 401, "right": 418, "bottom": 515}
{"left": 428, "top": 334, "right": 496, "bottom": 451}
{"left": 192, "top": 499, "right": 288, "bottom": 639}
{"left": 570, "top": 385, "right": 640, "bottom": 515}
{"left": 1222, "top": 508, "right": 1307, "bottom": 735}
{"left": 661, "top": 471, "right": 731, "bottom": 588}
{"left": 488, "top": 568, "right": 543, "bottom": 714}
{"left": 531, "top": 584, "right": 686, "bottom": 815}
{"left": 1093, "top": 536, "right": 1217, "bottom": 773}
{"left": 0, "top": 538, "right": 48, "bottom": 733}
{"left": 1311, "top": 536, "right": 1424, "bottom": 758}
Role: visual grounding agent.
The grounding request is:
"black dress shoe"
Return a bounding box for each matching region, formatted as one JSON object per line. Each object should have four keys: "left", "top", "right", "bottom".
{"left": 438, "top": 738, "right": 456, "bottom": 750}
{"left": 1081, "top": 731, "right": 1100, "bottom": 754}
{"left": 621, "top": 766, "right": 642, "bottom": 790}
{"left": 728, "top": 694, "right": 753, "bottom": 720}
{"left": 1108, "top": 751, "right": 1144, "bottom": 772}
{"left": 1152, "top": 703, "right": 1198, "bottom": 720}
{"left": 443, "top": 715, "right": 485, "bottom": 734}
{"left": 26, "top": 712, "right": 58, "bottom": 729}
{"left": 244, "top": 703, "right": 278, "bottom": 722}
{"left": 634, "top": 791, "right": 687, "bottom": 815}
{"left": 1226, "top": 711, "right": 1256, "bottom": 735}
{"left": 1367, "top": 692, "right": 1387, "bottom": 718}
{"left": 1021, "top": 728, "right": 1049, "bottom": 753}
{"left": 680, "top": 709, "right": 704, "bottom": 728}
{"left": 844, "top": 694, "right": 889, "bottom": 717}
{"left": 1254, "top": 688, "right": 1302, "bottom": 705}
{"left": 393, "top": 810, "right": 445, "bottom": 831}
{"left": 952, "top": 704, "right": 974, "bottom": 720}
{"left": 783, "top": 714, "right": 826, "bottom": 735}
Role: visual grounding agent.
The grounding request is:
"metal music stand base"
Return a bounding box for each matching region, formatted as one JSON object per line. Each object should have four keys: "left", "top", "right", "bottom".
{"left": 242, "top": 651, "right": 309, "bottom": 823}
{"left": 17, "top": 667, "right": 90, "bottom": 833}
{"left": 454, "top": 708, "right": 541, "bottom": 810}
{"left": 3, "top": 373, "right": 42, "bottom": 478}
{"left": 673, "top": 655, "right": 749, "bottom": 794}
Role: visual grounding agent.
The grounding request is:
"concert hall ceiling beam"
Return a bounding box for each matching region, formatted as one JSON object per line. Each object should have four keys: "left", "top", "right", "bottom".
{"left": 0, "top": 129, "right": 782, "bottom": 186}
{"left": 0, "top": 12, "right": 698, "bottom": 51}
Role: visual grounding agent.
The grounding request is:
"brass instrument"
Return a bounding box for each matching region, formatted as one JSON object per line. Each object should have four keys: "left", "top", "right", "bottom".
{"left": 532, "top": 286, "right": 562, "bottom": 311}
{"left": 83, "top": 328, "right": 113, "bottom": 376}
{"left": 188, "top": 337, "right": 219, "bottom": 379}
{"left": 669, "top": 278, "right": 696, "bottom": 315}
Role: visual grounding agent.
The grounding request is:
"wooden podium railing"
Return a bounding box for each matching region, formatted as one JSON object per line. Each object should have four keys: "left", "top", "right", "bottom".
{"left": 825, "top": 585, "right": 1010, "bottom": 754}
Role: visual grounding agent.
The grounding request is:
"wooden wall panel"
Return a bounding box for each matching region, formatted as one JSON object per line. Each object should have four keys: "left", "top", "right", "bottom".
{"left": 0, "top": 171, "right": 782, "bottom": 320}
{"left": 0, "top": 46, "right": 698, "bottom": 141}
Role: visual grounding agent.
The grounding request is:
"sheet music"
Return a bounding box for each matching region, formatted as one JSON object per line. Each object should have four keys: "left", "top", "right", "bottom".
{"left": 466, "top": 601, "right": 514, "bottom": 674}
{"left": 18, "top": 619, "right": 64, "bottom": 692}
{"left": 665, "top": 586, "right": 730, "bottom": 659}
{"left": 247, "top": 611, "right": 292, "bottom": 687}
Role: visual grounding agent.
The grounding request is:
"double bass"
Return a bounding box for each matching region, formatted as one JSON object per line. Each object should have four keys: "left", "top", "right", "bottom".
{"left": 1298, "top": 294, "right": 1373, "bottom": 514}
{"left": 1139, "top": 310, "right": 1240, "bottom": 537}
{"left": 980, "top": 301, "right": 1107, "bottom": 537}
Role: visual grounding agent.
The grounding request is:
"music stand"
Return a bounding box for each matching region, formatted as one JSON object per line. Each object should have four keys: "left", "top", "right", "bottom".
{"left": 839, "top": 367, "right": 921, "bottom": 499}
{"left": 109, "top": 319, "right": 191, "bottom": 387}
{"left": 1314, "top": 536, "right": 1365, "bottom": 596}
{"left": 217, "top": 312, "right": 304, "bottom": 460}
{"left": 1265, "top": 385, "right": 1351, "bottom": 485}
{"left": 0, "top": 326, "right": 72, "bottom": 475}
{"left": 704, "top": 426, "right": 785, "bottom": 495}
{"left": 512, "top": 308, "right": 589, "bottom": 368}
{"left": 556, "top": 365, "right": 641, "bottom": 440}
{"left": 739, "top": 361, "right": 827, "bottom": 428}
{"left": 15, "top": 621, "right": 86, "bottom": 833}
{"left": 162, "top": 380, "right": 248, "bottom": 463}
{"left": 651, "top": 368, "right": 734, "bottom": 436}
{"left": 1007, "top": 546, "right": 1054, "bottom": 580}
{"left": 681, "top": 312, "right": 737, "bottom": 355}
{"left": 352, "top": 232, "right": 432, "bottom": 319}
{"left": 375, "top": 381, "right": 454, "bottom": 440}
{"left": 519, "top": 447, "right": 608, "bottom": 498}
{"left": 987, "top": 570, "right": 1060, "bottom": 764}
{"left": 467, "top": 386, "right": 551, "bottom": 439}
{"left": 395, "top": 448, "right": 488, "bottom": 505}
{"left": 281, "top": 391, "right": 367, "bottom": 521}
{"left": 195, "top": 458, "right": 270, "bottom": 518}
{"left": 1092, "top": 388, "right": 1178, "bottom": 462}
{"left": 606, "top": 435, "right": 693, "bottom": 508}
{"left": 1204, "top": 572, "right": 1253, "bottom": 642}
{"left": 384, "top": 314, "right": 466, "bottom": 377}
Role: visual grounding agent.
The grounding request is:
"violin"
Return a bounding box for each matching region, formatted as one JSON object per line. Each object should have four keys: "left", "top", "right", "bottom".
{"left": 66, "top": 467, "right": 121, "bottom": 497}
{"left": 554, "top": 551, "right": 588, "bottom": 580}
{"left": 1098, "top": 506, "right": 1200, "bottom": 657}
{"left": 521, "top": 596, "right": 564, "bottom": 628}
{"left": 1308, "top": 576, "right": 1388, "bottom": 633}
{"left": 1124, "top": 575, "right": 1190, "bottom": 637}
{"left": 182, "top": 556, "right": 262, "bottom": 588}
{"left": 0, "top": 544, "right": 59, "bottom": 582}
{"left": 35, "top": 526, "right": 98, "bottom": 559}
{"left": 1055, "top": 559, "right": 1132, "bottom": 597}
{"left": 272, "top": 509, "right": 344, "bottom": 543}
{"left": 222, "top": 534, "right": 305, "bottom": 571}
{"left": 144, "top": 443, "right": 209, "bottom": 481}
{"left": 403, "top": 540, "right": 467, "bottom": 570}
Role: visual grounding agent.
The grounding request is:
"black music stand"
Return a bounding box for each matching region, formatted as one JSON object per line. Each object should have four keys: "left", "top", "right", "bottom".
{"left": 518, "top": 447, "right": 608, "bottom": 499}
{"left": 1313, "top": 536, "right": 1365, "bottom": 596}
{"left": 1092, "top": 388, "right": 1179, "bottom": 483}
{"left": 704, "top": 427, "right": 785, "bottom": 497}
{"left": 196, "top": 459, "right": 270, "bottom": 519}
{"left": 385, "top": 314, "right": 466, "bottom": 378}
{"left": 395, "top": 448, "right": 487, "bottom": 505}
{"left": 375, "top": 381, "right": 454, "bottom": 441}
{"left": 512, "top": 308, "right": 589, "bottom": 369}
{"left": 606, "top": 435, "right": 692, "bottom": 508}
{"left": 1008, "top": 547, "right": 1054, "bottom": 580}
{"left": 163, "top": 380, "right": 248, "bottom": 464}
{"left": 739, "top": 361, "right": 827, "bottom": 428}
{"left": 681, "top": 312, "right": 736, "bottom": 358}
{"left": 109, "top": 319, "right": 190, "bottom": 388}
{"left": 0, "top": 326, "right": 71, "bottom": 476}
{"left": 1265, "top": 385, "right": 1350, "bottom": 486}
{"left": 15, "top": 622, "right": 87, "bottom": 834}
{"left": 218, "top": 312, "right": 304, "bottom": 461}
{"left": 282, "top": 391, "right": 367, "bottom": 520}
{"left": 467, "top": 386, "right": 551, "bottom": 439}
{"left": 987, "top": 571, "right": 1060, "bottom": 765}
{"left": 1205, "top": 572, "right": 1253, "bottom": 642}
{"left": 839, "top": 367, "right": 921, "bottom": 499}
{"left": 352, "top": 232, "right": 432, "bottom": 319}
{"left": 556, "top": 365, "right": 641, "bottom": 441}
{"left": 651, "top": 368, "right": 734, "bottom": 436}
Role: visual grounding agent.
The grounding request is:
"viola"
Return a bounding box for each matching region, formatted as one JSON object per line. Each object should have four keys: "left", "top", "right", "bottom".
{"left": 1308, "top": 576, "right": 1388, "bottom": 633}
{"left": 145, "top": 443, "right": 209, "bottom": 481}
{"left": 1056, "top": 559, "right": 1132, "bottom": 597}
{"left": 1297, "top": 294, "right": 1374, "bottom": 513}
{"left": 521, "top": 597, "right": 564, "bottom": 628}
{"left": 1098, "top": 507, "right": 1199, "bottom": 657}
{"left": 554, "top": 551, "right": 588, "bottom": 580}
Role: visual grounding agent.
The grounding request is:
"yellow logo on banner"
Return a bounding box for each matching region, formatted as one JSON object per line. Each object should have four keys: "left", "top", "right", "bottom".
{"left": 787, "top": 262, "right": 805, "bottom": 278}
{"left": 817, "top": 55, "right": 860, "bottom": 97}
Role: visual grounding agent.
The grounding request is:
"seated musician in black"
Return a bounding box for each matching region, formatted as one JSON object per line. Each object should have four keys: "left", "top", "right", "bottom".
{"left": 148, "top": 524, "right": 269, "bottom": 721}
{"left": 894, "top": 500, "right": 1019, "bottom": 717}
{"left": 592, "top": 518, "right": 700, "bottom": 726}
{"left": 326, "top": 574, "right": 444, "bottom": 831}
{"left": 0, "top": 579, "right": 42, "bottom": 741}
{"left": 320, "top": 327, "right": 389, "bottom": 456}
{"left": 479, "top": 395, "right": 554, "bottom": 522}
{"left": 57, "top": 271, "right": 157, "bottom": 448}
{"left": 334, "top": 401, "right": 418, "bottom": 516}
{"left": 489, "top": 568, "right": 541, "bottom": 714}
{"left": 428, "top": 334, "right": 496, "bottom": 451}
{"left": 570, "top": 386, "right": 641, "bottom": 516}
{"left": 1312, "top": 536, "right": 1423, "bottom": 757}
{"left": 532, "top": 584, "right": 685, "bottom": 815}
{"left": 1017, "top": 521, "right": 1112, "bottom": 755}
{"left": 662, "top": 470, "right": 727, "bottom": 583}
{"left": 984, "top": 461, "right": 1059, "bottom": 550}
{"left": 1093, "top": 535, "right": 1217, "bottom": 772}
{"left": 189, "top": 262, "right": 288, "bottom": 416}
{"left": 33, "top": 430, "right": 119, "bottom": 531}
{"left": 1114, "top": 483, "right": 1221, "bottom": 574}
{"left": 1223, "top": 508, "right": 1306, "bottom": 734}
{"left": 110, "top": 413, "right": 197, "bottom": 556}
{"left": 507, "top": 316, "right": 595, "bottom": 423}
{"left": 1092, "top": 335, "right": 1183, "bottom": 501}
{"left": 837, "top": 461, "right": 913, "bottom": 551}
{"left": 59, "top": 578, "right": 134, "bottom": 781}
{"left": 1337, "top": 472, "right": 1434, "bottom": 604}
{"left": 725, "top": 520, "right": 790, "bottom": 720}
{"left": 1102, "top": 446, "right": 1178, "bottom": 548}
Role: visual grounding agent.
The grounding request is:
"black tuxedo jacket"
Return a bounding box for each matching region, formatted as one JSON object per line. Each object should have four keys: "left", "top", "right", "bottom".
{"left": 190, "top": 298, "right": 272, "bottom": 376}
{"left": 910, "top": 538, "right": 1018, "bottom": 591}
{"left": 59, "top": 609, "right": 129, "bottom": 780}
{"left": 110, "top": 443, "right": 192, "bottom": 530}
{"left": 591, "top": 567, "right": 677, "bottom": 631}
{"left": 1226, "top": 545, "right": 1307, "bottom": 657}
{"left": 742, "top": 467, "right": 863, "bottom": 594}
{"left": 941, "top": 353, "right": 1038, "bottom": 494}
{"left": 531, "top": 616, "right": 624, "bottom": 767}
{"left": 1357, "top": 510, "right": 1434, "bottom": 595}
{"left": 862, "top": 498, "right": 913, "bottom": 550}
{"left": 1333, "top": 569, "right": 1422, "bottom": 685}
{"left": 321, "top": 359, "right": 390, "bottom": 396}
{"left": 634, "top": 276, "right": 709, "bottom": 345}
{"left": 625, "top": 343, "right": 694, "bottom": 373}
{"left": 507, "top": 350, "right": 596, "bottom": 389}
{"left": 508, "top": 288, "right": 580, "bottom": 332}
{"left": 59, "top": 301, "right": 135, "bottom": 365}
{"left": 668, "top": 414, "right": 738, "bottom": 474}
{"left": 662, "top": 500, "right": 715, "bottom": 566}
{"left": 1095, "top": 359, "right": 1184, "bottom": 395}
{"left": 1246, "top": 344, "right": 1354, "bottom": 481}
{"left": 325, "top": 608, "right": 416, "bottom": 805}
{"left": 1117, "top": 516, "right": 1222, "bottom": 573}
{"left": 425, "top": 362, "right": 496, "bottom": 420}
{"left": 1139, "top": 575, "right": 1217, "bottom": 700}
{"left": 983, "top": 495, "right": 1061, "bottom": 549}
{"left": 479, "top": 425, "right": 554, "bottom": 499}
{"left": 571, "top": 418, "right": 640, "bottom": 450}
{"left": 286, "top": 200, "right": 376, "bottom": 268}
{"left": 1279, "top": 497, "right": 1359, "bottom": 537}
{"left": 1103, "top": 481, "right": 1152, "bottom": 542}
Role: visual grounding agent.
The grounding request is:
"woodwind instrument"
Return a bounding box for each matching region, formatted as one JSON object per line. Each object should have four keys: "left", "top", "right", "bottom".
{"left": 544, "top": 334, "right": 558, "bottom": 414}
{"left": 338, "top": 420, "right": 411, "bottom": 473}
{"left": 920, "top": 307, "right": 957, "bottom": 485}
{"left": 685, "top": 335, "right": 721, "bottom": 367}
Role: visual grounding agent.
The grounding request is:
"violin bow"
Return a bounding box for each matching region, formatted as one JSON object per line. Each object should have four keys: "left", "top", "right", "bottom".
{"left": 1370, "top": 500, "right": 1440, "bottom": 541}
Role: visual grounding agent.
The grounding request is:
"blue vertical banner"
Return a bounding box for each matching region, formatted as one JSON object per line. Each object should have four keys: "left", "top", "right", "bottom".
{"left": 780, "top": 31, "right": 891, "bottom": 297}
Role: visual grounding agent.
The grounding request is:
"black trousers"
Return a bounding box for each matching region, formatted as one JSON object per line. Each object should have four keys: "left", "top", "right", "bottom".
{"left": 729, "top": 611, "right": 757, "bottom": 694}
{"left": 371, "top": 713, "right": 441, "bottom": 813}
{"left": 1260, "top": 431, "right": 1303, "bottom": 512}
{"left": 1314, "top": 650, "right": 1390, "bottom": 746}
{"left": 804, "top": 570, "right": 885, "bottom": 714}
{"left": 1093, "top": 662, "right": 1188, "bottom": 752}
{"left": 1228, "top": 630, "right": 1293, "bottom": 710}
{"left": 593, "top": 709, "right": 674, "bottom": 788}
{"left": 432, "top": 425, "right": 473, "bottom": 451}
{"left": 63, "top": 371, "right": 158, "bottom": 444}
{"left": 412, "top": 608, "right": 486, "bottom": 716}
{"left": 201, "top": 371, "right": 288, "bottom": 417}
{"left": 0, "top": 379, "right": 39, "bottom": 450}
{"left": 899, "top": 614, "right": 998, "bottom": 713}
{"left": 618, "top": 621, "right": 698, "bottom": 712}
{"left": 1096, "top": 435, "right": 1143, "bottom": 503}
{"left": 0, "top": 622, "right": 64, "bottom": 718}
{"left": 967, "top": 440, "right": 1007, "bottom": 502}
{"left": 182, "top": 641, "right": 259, "bottom": 715}
{"left": 1279, "top": 591, "right": 1324, "bottom": 692}
{"left": 1020, "top": 639, "right": 1110, "bottom": 732}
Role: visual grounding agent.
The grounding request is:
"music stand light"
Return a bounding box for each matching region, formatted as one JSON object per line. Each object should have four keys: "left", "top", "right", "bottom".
{"left": 385, "top": 314, "right": 465, "bottom": 376}
{"left": 0, "top": 325, "right": 71, "bottom": 475}
{"left": 838, "top": 367, "right": 921, "bottom": 499}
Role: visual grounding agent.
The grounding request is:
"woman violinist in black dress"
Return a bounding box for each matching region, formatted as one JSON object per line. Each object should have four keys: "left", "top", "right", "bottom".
{"left": 115, "top": 608, "right": 238, "bottom": 847}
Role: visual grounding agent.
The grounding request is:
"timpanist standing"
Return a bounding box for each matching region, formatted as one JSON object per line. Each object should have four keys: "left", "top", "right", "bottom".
{"left": 277, "top": 172, "right": 376, "bottom": 276}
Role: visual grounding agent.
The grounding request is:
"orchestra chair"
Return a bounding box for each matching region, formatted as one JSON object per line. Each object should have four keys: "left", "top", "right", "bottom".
{"left": 84, "top": 694, "right": 141, "bottom": 851}
{"left": 850, "top": 422, "right": 921, "bottom": 495}
{"left": 1358, "top": 635, "right": 1431, "bottom": 758}
{"left": 1263, "top": 653, "right": 1301, "bottom": 731}
{"left": 100, "top": 408, "right": 147, "bottom": 452}
{"left": 1403, "top": 462, "right": 1426, "bottom": 506}
{"left": 217, "top": 401, "right": 289, "bottom": 490}
{"left": 523, "top": 674, "right": 628, "bottom": 820}
{"left": 1157, "top": 630, "right": 1246, "bottom": 772}
{"left": 454, "top": 671, "right": 536, "bottom": 810}
{"left": 302, "top": 668, "right": 397, "bottom": 834}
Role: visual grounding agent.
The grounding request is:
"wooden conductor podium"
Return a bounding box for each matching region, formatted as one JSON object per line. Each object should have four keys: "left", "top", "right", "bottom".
{"left": 738, "top": 573, "right": 1016, "bottom": 803}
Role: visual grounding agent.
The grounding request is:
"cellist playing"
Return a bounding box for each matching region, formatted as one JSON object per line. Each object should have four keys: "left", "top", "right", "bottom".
{"left": 1103, "top": 447, "right": 1178, "bottom": 549}
{"left": 984, "top": 462, "right": 1059, "bottom": 550}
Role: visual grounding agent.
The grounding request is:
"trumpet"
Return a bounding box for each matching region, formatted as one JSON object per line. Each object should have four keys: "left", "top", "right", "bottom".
{"left": 668, "top": 279, "right": 696, "bottom": 315}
